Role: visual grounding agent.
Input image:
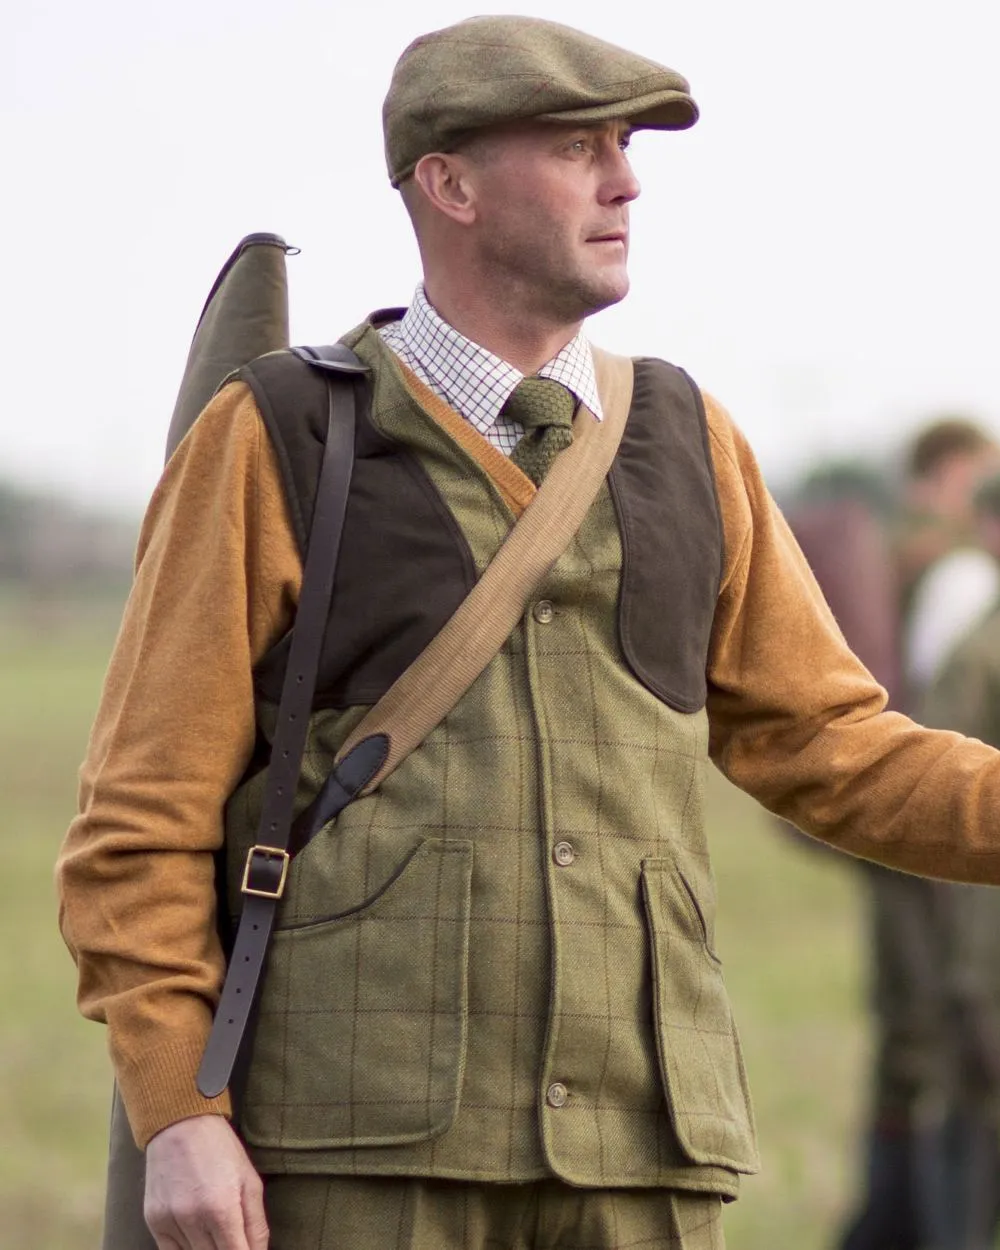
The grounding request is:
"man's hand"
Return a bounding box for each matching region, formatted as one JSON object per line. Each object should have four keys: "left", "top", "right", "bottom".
{"left": 144, "top": 1115, "right": 269, "bottom": 1250}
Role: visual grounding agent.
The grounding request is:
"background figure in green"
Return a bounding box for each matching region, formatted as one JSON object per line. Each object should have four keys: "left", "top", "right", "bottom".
{"left": 778, "top": 464, "right": 912, "bottom": 1250}
{"left": 839, "top": 420, "right": 1000, "bottom": 1250}
{"left": 915, "top": 473, "right": 1000, "bottom": 1250}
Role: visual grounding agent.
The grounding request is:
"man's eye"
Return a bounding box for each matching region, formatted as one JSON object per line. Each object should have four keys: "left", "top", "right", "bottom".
{"left": 619, "top": 134, "right": 633, "bottom": 152}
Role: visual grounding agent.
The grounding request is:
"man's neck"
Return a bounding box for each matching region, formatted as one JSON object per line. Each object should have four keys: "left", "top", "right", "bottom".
{"left": 422, "top": 279, "right": 583, "bottom": 375}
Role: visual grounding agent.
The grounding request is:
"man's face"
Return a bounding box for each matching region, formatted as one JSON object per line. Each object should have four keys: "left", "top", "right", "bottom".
{"left": 461, "top": 119, "right": 641, "bottom": 323}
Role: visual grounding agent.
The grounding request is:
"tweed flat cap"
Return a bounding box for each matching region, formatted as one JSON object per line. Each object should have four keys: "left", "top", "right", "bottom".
{"left": 384, "top": 15, "right": 698, "bottom": 186}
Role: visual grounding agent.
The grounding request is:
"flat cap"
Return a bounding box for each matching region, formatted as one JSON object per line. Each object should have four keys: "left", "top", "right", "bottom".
{"left": 384, "top": 15, "right": 698, "bottom": 186}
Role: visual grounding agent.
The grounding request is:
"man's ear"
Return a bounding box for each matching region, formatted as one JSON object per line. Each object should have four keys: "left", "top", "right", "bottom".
{"left": 411, "top": 153, "right": 478, "bottom": 225}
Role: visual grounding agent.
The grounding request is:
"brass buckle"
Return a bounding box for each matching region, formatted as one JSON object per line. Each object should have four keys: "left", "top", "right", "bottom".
{"left": 241, "top": 846, "right": 290, "bottom": 900}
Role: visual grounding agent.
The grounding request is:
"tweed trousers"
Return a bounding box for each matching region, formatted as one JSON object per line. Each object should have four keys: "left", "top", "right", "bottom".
{"left": 264, "top": 1176, "right": 725, "bottom": 1250}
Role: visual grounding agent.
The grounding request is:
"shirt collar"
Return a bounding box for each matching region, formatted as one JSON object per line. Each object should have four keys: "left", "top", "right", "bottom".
{"left": 386, "top": 285, "right": 603, "bottom": 434}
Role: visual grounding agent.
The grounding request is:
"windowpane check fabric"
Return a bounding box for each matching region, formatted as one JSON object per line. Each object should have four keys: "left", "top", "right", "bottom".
{"left": 378, "top": 285, "right": 602, "bottom": 454}
{"left": 264, "top": 1175, "right": 725, "bottom": 1249}
{"left": 504, "top": 378, "right": 577, "bottom": 484}
{"left": 230, "top": 329, "right": 755, "bottom": 1196}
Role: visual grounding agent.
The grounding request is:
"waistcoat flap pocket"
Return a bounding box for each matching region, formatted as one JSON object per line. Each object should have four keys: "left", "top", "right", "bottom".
{"left": 240, "top": 838, "right": 473, "bottom": 1153}
{"left": 640, "top": 857, "right": 760, "bottom": 1174}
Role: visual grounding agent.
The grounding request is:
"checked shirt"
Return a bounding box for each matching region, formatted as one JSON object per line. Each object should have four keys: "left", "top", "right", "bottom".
{"left": 378, "top": 285, "right": 603, "bottom": 453}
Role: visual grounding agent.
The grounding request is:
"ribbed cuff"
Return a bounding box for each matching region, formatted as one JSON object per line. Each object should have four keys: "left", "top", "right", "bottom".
{"left": 116, "top": 1036, "right": 233, "bottom": 1149}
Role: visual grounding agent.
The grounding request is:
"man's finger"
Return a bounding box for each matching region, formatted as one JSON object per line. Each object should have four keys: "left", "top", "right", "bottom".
{"left": 146, "top": 1211, "right": 209, "bottom": 1250}
{"left": 149, "top": 1198, "right": 248, "bottom": 1250}
{"left": 241, "top": 1173, "right": 270, "bottom": 1250}
{"left": 145, "top": 1206, "right": 188, "bottom": 1250}
{"left": 149, "top": 1233, "right": 184, "bottom": 1250}
{"left": 201, "top": 1202, "right": 252, "bottom": 1250}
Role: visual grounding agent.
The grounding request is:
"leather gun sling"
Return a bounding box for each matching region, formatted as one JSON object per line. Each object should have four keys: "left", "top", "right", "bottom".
{"left": 197, "top": 346, "right": 635, "bottom": 1099}
{"left": 197, "top": 344, "right": 374, "bottom": 1098}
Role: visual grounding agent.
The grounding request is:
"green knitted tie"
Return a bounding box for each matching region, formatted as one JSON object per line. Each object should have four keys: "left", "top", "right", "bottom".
{"left": 504, "top": 378, "right": 576, "bottom": 485}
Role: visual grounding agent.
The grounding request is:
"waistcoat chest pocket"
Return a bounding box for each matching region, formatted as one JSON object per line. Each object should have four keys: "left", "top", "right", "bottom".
{"left": 240, "top": 838, "right": 473, "bottom": 1152}
{"left": 640, "top": 857, "right": 760, "bottom": 1174}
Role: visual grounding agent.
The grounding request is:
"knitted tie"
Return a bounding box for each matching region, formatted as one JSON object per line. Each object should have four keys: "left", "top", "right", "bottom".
{"left": 504, "top": 378, "right": 576, "bottom": 485}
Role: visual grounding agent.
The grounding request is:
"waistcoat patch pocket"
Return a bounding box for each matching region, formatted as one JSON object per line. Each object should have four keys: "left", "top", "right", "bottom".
{"left": 640, "top": 858, "right": 760, "bottom": 1175}
{"left": 240, "top": 838, "right": 473, "bottom": 1152}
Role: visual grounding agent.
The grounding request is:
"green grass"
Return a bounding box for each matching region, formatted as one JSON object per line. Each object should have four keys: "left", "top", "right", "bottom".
{"left": 0, "top": 604, "right": 123, "bottom": 1250}
{"left": 1, "top": 599, "right": 870, "bottom": 1249}
{"left": 707, "top": 782, "right": 869, "bottom": 1246}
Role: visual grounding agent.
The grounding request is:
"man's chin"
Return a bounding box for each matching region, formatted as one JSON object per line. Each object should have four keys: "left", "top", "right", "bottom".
{"left": 542, "top": 269, "right": 630, "bottom": 323}
{"left": 580, "top": 274, "right": 630, "bottom": 318}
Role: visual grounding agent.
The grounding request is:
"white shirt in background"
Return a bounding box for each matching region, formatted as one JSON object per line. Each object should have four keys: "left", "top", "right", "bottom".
{"left": 905, "top": 547, "right": 1000, "bottom": 691}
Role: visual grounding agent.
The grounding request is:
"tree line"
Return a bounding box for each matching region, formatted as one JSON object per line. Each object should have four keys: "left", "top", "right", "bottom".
{"left": 0, "top": 478, "right": 136, "bottom": 594}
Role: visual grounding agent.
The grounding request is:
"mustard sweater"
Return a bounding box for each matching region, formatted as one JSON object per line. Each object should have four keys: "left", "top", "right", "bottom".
{"left": 57, "top": 376, "right": 1000, "bottom": 1148}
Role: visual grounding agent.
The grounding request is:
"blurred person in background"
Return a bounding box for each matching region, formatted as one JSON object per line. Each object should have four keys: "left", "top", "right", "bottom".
{"left": 838, "top": 419, "right": 1000, "bottom": 1250}
{"left": 911, "top": 473, "right": 1000, "bottom": 1250}
{"left": 899, "top": 422, "right": 1000, "bottom": 699}
{"left": 781, "top": 461, "right": 902, "bottom": 710}
{"left": 777, "top": 459, "right": 911, "bottom": 1247}
{"left": 773, "top": 458, "right": 902, "bottom": 845}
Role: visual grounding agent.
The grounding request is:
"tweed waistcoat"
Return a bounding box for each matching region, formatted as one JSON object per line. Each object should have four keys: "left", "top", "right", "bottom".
{"left": 222, "top": 326, "right": 759, "bottom": 1196}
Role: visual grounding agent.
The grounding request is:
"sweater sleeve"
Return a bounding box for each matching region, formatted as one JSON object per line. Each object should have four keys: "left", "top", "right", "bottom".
{"left": 703, "top": 391, "right": 1000, "bottom": 881}
{"left": 56, "top": 381, "right": 301, "bottom": 1148}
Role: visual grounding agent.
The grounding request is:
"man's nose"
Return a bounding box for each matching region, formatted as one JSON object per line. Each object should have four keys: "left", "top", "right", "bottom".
{"left": 603, "top": 149, "right": 641, "bottom": 205}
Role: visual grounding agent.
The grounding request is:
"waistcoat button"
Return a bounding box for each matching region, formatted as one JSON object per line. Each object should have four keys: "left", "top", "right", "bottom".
{"left": 546, "top": 1082, "right": 568, "bottom": 1108}
{"left": 553, "top": 841, "right": 575, "bottom": 867}
{"left": 532, "top": 600, "right": 554, "bottom": 624}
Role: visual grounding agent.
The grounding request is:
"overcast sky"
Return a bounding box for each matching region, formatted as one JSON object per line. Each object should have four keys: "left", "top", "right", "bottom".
{"left": 6, "top": 0, "right": 1000, "bottom": 513}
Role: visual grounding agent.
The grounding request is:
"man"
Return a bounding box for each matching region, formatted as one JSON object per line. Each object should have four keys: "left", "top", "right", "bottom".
{"left": 782, "top": 463, "right": 901, "bottom": 708}
{"left": 838, "top": 420, "right": 1000, "bottom": 1250}
{"left": 907, "top": 473, "right": 1000, "bottom": 1250}
{"left": 898, "top": 420, "right": 1000, "bottom": 699}
{"left": 55, "top": 16, "right": 1000, "bottom": 1250}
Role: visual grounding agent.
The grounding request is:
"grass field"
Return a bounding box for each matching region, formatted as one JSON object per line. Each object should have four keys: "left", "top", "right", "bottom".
{"left": 1, "top": 599, "right": 871, "bottom": 1250}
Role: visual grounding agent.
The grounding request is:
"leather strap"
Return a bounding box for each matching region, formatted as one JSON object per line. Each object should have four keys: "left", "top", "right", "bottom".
{"left": 197, "top": 345, "right": 366, "bottom": 1099}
